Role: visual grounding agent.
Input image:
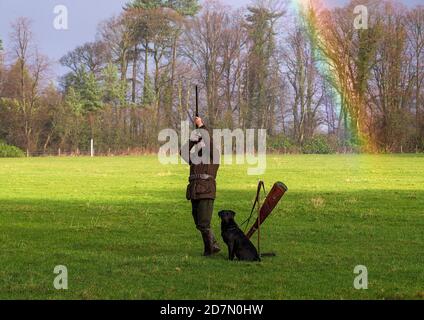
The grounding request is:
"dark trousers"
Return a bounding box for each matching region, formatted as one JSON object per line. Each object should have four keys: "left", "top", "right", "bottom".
{"left": 191, "top": 199, "right": 214, "bottom": 233}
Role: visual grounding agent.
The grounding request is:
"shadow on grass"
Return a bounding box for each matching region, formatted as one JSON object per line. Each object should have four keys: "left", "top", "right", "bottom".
{"left": 1, "top": 188, "right": 423, "bottom": 252}
{"left": 1, "top": 189, "right": 423, "bottom": 299}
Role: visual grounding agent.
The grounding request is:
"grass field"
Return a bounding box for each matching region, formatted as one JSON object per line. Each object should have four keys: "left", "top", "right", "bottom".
{"left": 0, "top": 154, "right": 423, "bottom": 300}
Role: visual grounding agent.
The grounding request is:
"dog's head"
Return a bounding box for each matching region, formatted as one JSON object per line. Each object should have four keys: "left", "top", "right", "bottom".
{"left": 218, "top": 210, "right": 236, "bottom": 224}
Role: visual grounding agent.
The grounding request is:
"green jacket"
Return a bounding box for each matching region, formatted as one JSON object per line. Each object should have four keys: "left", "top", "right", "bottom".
{"left": 181, "top": 125, "right": 219, "bottom": 200}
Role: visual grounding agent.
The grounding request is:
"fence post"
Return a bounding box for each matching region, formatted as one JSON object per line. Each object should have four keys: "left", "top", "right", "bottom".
{"left": 58, "top": 148, "right": 61, "bottom": 157}
{"left": 91, "top": 139, "right": 94, "bottom": 157}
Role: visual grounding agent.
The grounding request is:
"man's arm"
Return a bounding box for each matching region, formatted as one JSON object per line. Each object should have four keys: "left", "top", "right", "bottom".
{"left": 195, "top": 119, "right": 216, "bottom": 163}
{"left": 180, "top": 117, "right": 205, "bottom": 164}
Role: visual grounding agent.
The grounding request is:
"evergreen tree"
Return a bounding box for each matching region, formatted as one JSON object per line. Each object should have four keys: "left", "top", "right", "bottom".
{"left": 102, "top": 63, "right": 127, "bottom": 107}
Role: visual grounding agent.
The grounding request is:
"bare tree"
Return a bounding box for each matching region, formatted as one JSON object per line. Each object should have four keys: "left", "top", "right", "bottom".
{"left": 9, "top": 17, "right": 50, "bottom": 154}
{"left": 98, "top": 15, "right": 133, "bottom": 84}
{"left": 60, "top": 41, "right": 110, "bottom": 76}
{"left": 181, "top": 0, "right": 231, "bottom": 126}
{"left": 406, "top": 6, "right": 424, "bottom": 148}
{"left": 282, "top": 19, "right": 324, "bottom": 143}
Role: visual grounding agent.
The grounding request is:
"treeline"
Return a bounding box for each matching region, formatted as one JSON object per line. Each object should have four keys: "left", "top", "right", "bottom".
{"left": 0, "top": 0, "right": 423, "bottom": 155}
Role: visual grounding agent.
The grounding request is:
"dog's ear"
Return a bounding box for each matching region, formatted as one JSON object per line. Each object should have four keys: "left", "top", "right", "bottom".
{"left": 218, "top": 210, "right": 224, "bottom": 218}
{"left": 229, "top": 210, "right": 236, "bottom": 217}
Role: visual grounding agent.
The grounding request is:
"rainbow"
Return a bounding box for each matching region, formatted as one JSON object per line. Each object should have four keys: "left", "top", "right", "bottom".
{"left": 287, "top": 0, "right": 372, "bottom": 150}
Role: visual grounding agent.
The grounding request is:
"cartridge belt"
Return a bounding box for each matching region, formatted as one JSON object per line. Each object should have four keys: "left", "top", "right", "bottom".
{"left": 189, "top": 174, "right": 214, "bottom": 182}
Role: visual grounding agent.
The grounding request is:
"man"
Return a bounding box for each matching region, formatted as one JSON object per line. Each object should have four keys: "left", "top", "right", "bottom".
{"left": 181, "top": 116, "right": 220, "bottom": 256}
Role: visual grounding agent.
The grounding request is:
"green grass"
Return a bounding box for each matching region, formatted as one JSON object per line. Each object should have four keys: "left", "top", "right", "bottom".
{"left": 0, "top": 154, "right": 423, "bottom": 300}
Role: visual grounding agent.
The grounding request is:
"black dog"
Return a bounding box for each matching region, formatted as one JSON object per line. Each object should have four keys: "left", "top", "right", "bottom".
{"left": 218, "top": 210, "right": 260, "bottom": 262}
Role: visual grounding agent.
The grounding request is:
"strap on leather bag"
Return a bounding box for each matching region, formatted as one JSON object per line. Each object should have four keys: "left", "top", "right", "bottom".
{"left": 241, "top": 180, "right": 266, "bottom": 232}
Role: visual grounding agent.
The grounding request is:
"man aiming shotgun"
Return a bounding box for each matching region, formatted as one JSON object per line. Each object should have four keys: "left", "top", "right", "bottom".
{"left": 180, "top": 86, "right": 221, "bottom": 256}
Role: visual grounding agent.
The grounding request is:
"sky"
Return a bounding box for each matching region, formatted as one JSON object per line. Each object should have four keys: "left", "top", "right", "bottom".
{"left": 0, "top": 0, "right": 422, "bottom": 76}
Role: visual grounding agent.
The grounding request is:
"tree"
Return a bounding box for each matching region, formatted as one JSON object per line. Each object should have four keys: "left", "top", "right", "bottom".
{"left": 182, "top": 1, "right": 234, "bottom": 127}
{"left": 59, "top": 41, "right": 110, "bottom": 76}
{"left": 406, "top": 6, "right": 424, "bottom": 149}
{"left": 124, "top": 0, "right": 199, "bottom": 122}
{"left": 2, "top": 0, "right": 422, "bottom": 154}
{"left": 8, "top": 17, "right": 51, "bottom": 154}
{"left": 98, "top": 15, "right": 133, "bottom": 85}
{"left": 101, "top": 63, "right": 127, "bottom": 106}
{"left": 244, "top": 2, "right": 283, "bottom": 129}
{"left": 282, "top": 19, "right": 324, "bottom": 143}
{"left": 124, "top": 0, "right": 169, "bottom": 107}
{"left": 317, "top": 0, "right": 382, "bottom": 149}
{"left": 0, "top": 38, "right": 4, "bottom": 97}
{"left": 220, "top": 9, "right": 247, "bottom": 129}
{"left": 369, "top": 3, "right": 413, "bottom": 151}
{"left": 63, "top": 66, "right": 103, "bottom": 143}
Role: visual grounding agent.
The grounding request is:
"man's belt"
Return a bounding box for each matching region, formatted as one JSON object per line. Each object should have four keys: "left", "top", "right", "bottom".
{"left": 189, "top": 174, "right": 214, "bottom": 182}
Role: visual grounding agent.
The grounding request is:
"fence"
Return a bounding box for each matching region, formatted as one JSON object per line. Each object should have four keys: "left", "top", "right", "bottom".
{"left": 19, "top": 139, "right": 424, "bottom": 157}
{"left": 25, "top": 139, "right": 160, "bottom": 157}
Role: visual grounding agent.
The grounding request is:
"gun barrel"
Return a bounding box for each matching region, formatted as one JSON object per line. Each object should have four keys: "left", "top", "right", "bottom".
{"left": 195, "top": 85, "right": 199, "bottom": 118}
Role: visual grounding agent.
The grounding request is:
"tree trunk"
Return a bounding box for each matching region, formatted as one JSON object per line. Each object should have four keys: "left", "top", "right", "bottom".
{"left": 132, "top": 45, "right": 138, "bottom": 104}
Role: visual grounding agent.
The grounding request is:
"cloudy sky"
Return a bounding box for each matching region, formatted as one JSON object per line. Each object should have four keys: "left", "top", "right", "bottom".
{"left": 0, "top": 0, "right": 421, "bottom": 76}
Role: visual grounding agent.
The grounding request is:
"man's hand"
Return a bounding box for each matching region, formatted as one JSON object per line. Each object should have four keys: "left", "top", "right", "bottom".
{"left": 195, "top": 117, "right": 204, "bottom": 128}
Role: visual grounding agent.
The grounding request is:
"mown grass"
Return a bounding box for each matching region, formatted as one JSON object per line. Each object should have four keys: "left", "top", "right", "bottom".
{"left": 0, "top": 154, "right": 423, "bottom": 300}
